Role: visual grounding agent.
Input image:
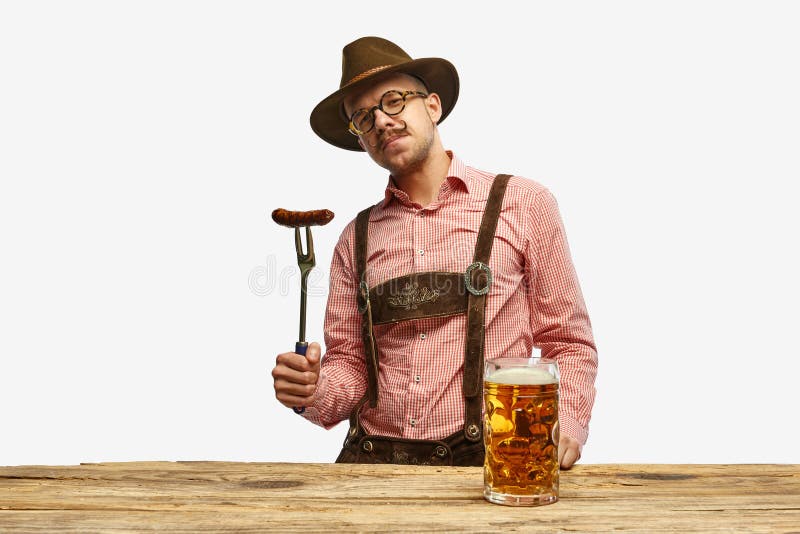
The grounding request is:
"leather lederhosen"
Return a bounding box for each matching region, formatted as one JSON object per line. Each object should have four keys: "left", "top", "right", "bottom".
{"left": 335, "top": 174, "right": 511, "bottom": 466}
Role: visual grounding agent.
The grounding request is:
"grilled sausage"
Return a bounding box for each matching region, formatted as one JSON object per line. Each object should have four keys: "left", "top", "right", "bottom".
{"left": 271, "top": 208, "right": 335, "bottom": 228}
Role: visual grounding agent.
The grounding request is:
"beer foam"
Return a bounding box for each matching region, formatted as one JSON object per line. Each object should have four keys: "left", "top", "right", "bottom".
{"left": 486, "top": 367, "right": 557, "bottom": 385}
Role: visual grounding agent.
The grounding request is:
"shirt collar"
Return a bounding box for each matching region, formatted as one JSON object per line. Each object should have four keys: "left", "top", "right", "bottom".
{"left": 381, "top": 151, "right": 472, "bottom": 208}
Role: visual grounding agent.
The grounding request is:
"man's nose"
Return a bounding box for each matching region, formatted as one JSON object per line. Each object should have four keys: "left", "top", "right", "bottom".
{"left": 372, "top": 108, "right": 400, "bottom": 132}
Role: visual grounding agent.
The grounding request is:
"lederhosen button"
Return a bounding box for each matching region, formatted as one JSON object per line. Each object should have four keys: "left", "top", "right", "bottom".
{"left": 434, "top": 445, "right": 448, "bottom": 458}
{"left": 362, "top": 440, "right": 373, "bottom": 453}
{"left": 466, "top": 424, "right": 481, "bottom": 439}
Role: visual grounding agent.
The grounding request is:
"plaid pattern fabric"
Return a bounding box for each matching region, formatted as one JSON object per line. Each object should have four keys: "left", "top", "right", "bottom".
{"left": 303, "top": 153, "right": 597, "bottom": 445}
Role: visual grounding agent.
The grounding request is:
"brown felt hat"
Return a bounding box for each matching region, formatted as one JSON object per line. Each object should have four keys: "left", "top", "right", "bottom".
{"left": 309, "top": 36, "right": 459, "bottom": 151}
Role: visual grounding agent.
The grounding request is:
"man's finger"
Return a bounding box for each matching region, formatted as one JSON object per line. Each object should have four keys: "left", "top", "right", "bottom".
{"left": 305, "top": 342, "right": 321, "bottom": 366}
{"left": 560, "top": 446, "right": 580, "bottom": 469}
{"left": 558, "top": 436, "right": 582, "bottom": 469}
{"left": 276, "top": 352, "right": 316, "bottom": 373}
{"left": 274, "top": 378, "right": 317, "bottom": 398}
{"left": 272, "top": 365, "right": 318, "bottom": 386}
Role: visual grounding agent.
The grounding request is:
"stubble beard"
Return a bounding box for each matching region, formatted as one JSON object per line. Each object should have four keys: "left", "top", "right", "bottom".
{"left": 375, "top": 124, "right": 435, "bottom": 178}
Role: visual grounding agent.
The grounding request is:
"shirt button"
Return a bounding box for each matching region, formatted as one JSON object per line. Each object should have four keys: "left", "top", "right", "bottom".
{"left": 418, "top": 249, "right": 425, "bottom": 256}
{"left": 410, "top": 418, "right": 417, "bottom": 427}
{"left": 418, "top": 211, "right": 424, "bottom": 217}
{"left": 420, "top": 333, "right": 426, "bottom": 340}
{"left": 414, "top": 375, "right": 421, "bottom": 383}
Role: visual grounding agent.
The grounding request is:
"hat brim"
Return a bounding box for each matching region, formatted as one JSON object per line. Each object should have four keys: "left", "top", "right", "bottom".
{"left": 309, "top": 57, "right": 459, "bottom": 151}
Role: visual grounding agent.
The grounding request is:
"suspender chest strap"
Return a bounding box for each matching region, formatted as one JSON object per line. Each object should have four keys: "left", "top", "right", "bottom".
{"left": 462, "top": 173, "right": 511, "bottom": 440}
{"left": 355, "top": 208, "right": 379, "bottom": 408}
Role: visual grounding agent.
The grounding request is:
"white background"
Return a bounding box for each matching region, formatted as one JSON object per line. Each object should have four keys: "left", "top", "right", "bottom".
{"left": 1, "top": 1, "right": 798, "bottom": 466}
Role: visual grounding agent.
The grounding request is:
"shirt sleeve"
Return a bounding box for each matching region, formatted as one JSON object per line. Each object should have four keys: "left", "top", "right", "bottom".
{"left": 301, "top": 221, "right": 368, "bottom": 428}
{"left": 524, "top": 187, "right": 598, "bottom": 446}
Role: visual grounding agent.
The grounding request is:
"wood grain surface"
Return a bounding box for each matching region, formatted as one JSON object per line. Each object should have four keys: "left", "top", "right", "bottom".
{"left": 1, "top": 462, "right": 798, "bottom": 532}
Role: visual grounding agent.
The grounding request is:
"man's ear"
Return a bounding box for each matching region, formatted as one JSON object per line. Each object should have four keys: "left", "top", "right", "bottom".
{"left": 425, "top": 92, "right": 443, "bottom": 124}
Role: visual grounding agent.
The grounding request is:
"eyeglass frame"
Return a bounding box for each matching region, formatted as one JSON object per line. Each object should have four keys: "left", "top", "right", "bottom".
{"left": 347, "top": 90, "right": 429, "bottom": 136}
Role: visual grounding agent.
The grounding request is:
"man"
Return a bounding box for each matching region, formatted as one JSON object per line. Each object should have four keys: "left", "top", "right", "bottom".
{"left": 272, "top": 36, "right": 597, "bottom": 469}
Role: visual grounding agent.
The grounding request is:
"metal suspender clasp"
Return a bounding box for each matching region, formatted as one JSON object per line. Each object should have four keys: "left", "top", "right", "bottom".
{"left": 464, "top": 261, "right": 493, "bottom": 296}
{"left": 357, "top": 279, "right": 370, "bottom": 314}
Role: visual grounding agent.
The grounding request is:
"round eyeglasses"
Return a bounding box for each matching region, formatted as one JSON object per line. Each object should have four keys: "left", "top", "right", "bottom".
{"left": 348, "top": 90, "right": 428, "bottom": 136}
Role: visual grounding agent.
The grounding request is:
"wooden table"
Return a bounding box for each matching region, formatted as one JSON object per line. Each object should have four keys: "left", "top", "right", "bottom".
{"left": 1, "top": 462, "right": 798, "bottom": 532}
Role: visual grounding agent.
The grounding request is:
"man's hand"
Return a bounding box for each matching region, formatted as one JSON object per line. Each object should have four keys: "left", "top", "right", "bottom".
{"left": 272, "top": 342, "right": 321, "bottom": 410}
{"left": 558, "top": 435, "right": 582, "bottom": 469}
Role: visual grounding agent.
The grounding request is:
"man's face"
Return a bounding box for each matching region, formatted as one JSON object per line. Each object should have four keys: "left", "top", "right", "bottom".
{"left": 343, "top": 73, "right": 442, "bottom": 176}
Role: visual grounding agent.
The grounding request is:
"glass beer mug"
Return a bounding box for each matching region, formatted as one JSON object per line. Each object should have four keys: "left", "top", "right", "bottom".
{"left": 483, "top": 357, "right": 560, "bottom": 506}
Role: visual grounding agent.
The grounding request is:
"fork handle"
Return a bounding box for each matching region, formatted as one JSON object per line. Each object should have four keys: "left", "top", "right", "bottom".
{"left": 292, "top": 342, "right": 309, "bottom": 414}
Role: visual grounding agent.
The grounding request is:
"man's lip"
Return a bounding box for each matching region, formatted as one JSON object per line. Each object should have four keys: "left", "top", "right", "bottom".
{"left": 382, "top": 134, "right": 404, "bottom": 150}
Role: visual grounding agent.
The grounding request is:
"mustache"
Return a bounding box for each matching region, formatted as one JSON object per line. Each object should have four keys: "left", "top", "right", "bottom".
{"left": 367, "top": 121, "right": 408, "bottom": 148}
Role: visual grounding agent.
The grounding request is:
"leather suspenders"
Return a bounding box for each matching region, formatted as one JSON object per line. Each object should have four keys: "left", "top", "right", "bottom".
{"left": 348, "top": 174, "right": 512, "bottom": 447}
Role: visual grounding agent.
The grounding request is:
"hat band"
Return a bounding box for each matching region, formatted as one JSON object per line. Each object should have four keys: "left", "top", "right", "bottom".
{"left": 344, "top": 65, "right": 393, "bottom": 87}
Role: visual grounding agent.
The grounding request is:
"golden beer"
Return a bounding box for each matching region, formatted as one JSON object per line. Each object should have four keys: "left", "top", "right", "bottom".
{"left": 483, "top": 362, "right": 559, "bottom": 506}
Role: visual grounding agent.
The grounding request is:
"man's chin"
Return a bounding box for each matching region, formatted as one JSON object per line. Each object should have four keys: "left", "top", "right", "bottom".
{"left": 387, "top": 157, "right": 426, "bottom": 178}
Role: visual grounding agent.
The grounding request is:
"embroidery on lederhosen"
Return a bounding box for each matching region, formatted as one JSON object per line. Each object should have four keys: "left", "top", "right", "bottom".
{"left": 387, "top": 282, "right": 439, "bottom": 310}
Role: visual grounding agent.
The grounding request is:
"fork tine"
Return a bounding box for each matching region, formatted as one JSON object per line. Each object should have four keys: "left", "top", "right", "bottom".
{"left": 304, "top": 227, "right": 314, "bottom": 260}
{"left": 294, "top": 227, "right": 304, "bottom": 256}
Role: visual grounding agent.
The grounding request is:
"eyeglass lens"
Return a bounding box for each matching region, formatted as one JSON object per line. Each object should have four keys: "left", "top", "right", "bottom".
{"left": 351, "top": 91, "right": 412, "bottom": 135}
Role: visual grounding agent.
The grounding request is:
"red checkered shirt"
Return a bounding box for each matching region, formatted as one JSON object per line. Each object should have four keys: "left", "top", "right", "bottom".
{"left": 303, "top": 153, "right": 598, "bottom": 445}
